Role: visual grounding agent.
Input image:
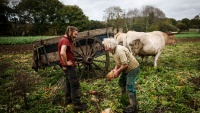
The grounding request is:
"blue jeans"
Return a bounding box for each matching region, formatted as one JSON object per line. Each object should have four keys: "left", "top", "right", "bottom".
{"left": 119, "top": 66, "right": 140, "bottom": 95}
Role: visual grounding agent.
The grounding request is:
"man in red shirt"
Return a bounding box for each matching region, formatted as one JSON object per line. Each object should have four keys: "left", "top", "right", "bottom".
{"left": 58, "top": 26, "right": 87, "bottom": 112}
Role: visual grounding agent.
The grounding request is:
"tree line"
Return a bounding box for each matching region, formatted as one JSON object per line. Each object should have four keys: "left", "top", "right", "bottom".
{"left": 104, "top": 6, "right": 200, "bottom": 33}
{"left": 0, "top": 0, "right": 200, "bottom": 36}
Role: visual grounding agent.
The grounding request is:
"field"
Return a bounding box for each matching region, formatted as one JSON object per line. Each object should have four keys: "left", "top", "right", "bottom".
{"left": 0, "top": 32, "right": 200, "bottom": 113}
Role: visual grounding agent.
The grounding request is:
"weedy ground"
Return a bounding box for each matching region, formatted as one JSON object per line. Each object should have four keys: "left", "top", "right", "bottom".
{"left": 0, "top": 41, "right": 200, "bottom": 113}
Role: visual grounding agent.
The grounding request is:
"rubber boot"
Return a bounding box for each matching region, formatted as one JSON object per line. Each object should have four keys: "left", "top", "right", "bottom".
{"left": 65, "top": 98, "right": 72, "bottom": 105}
{"left": 119, "top": 88, "right": 130, "bottom": 107}
{"left": 123, "top": 93, "right": 138, "bottom": 113}
{"left": 73, "top": 102, "right": 88, "bottom": 112}
{"left": 72, "top": 90, "right": 87, "bottom": 112}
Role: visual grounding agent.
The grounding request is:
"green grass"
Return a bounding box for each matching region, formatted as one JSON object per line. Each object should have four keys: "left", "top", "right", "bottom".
{"left": 0, "top": 36, "right": 56, "bottom": 45}
{"left": 0, "top": 31, "right": 200, "bottom": 45}
{"left": 175, "top": 31, "right": 200, "bottom": 38}
{"left": 0, "top": 39, "right": 200, "bottom": 112}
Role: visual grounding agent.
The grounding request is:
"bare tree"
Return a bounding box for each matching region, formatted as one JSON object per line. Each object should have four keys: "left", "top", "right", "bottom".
{"left": 103, "top": 5, "right": 166, "bottom": 32}
{"left": 127, "top": 8, "right": 140, "bottom": 18}
{"left": 103, "top": 6, "right": 124, "bottom": 29}
{"left": 141, "top": 5, "right": 165, "bottom": 31}
{"left": 126, "top": 8, "right": 140, "bottom": 29}
{"left": 154, "top": 8, "right": 165, "bottom": 19}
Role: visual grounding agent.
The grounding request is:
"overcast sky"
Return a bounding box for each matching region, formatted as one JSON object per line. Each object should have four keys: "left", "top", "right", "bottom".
{"left": 59, "top": 0, "right": 200, "bottom": 21}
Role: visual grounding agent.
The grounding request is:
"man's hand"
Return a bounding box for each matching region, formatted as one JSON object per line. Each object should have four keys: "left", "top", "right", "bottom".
{"left": 62, "top": 60, "right": 73, "bottom": 70}
{"left": 67, "top": 60, "right": 73, "bottom": 66}
{"left": 62, "top": 67, "right": 67, "bottom": 70}
{"left": 113, "top": 70, "right": 120, "bottom": 78}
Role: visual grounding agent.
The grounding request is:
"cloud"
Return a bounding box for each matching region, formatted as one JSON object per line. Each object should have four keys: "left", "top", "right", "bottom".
{"left": 59, "top": 0, "right": 200, "bottom": 21}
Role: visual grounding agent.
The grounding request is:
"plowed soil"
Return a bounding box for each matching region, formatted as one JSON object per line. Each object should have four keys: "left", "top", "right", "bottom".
{"left": 0, "top": 44, "right": 33, "bottom": 54}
